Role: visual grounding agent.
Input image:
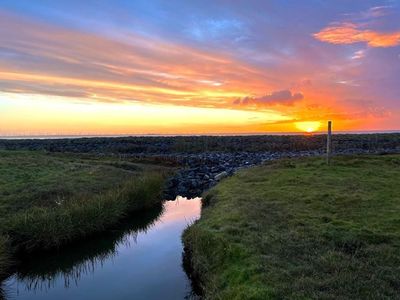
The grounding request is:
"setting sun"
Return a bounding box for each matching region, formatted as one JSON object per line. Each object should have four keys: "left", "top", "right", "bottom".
{"left": 295, "top": 121, "right": 321, "bottom": 133}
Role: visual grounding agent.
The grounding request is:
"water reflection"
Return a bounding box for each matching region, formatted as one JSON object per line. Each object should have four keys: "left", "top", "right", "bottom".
{"left": 15, "top": 205, "right": 163, "bottom": 292}
{"left": 2, "top": 196, "right": 201, "bottom": 300}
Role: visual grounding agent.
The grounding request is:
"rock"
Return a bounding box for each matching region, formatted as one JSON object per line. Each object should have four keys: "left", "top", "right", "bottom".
{"left": 214, "top": 171, "right": 228, "bottom": 181}
{"left": 190, "top": 179, "right": 198, "bottom": 187}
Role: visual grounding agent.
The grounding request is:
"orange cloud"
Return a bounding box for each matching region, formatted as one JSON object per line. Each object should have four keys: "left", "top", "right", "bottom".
{"left": 314, "top": 23, "right": 400, "bottom": 47}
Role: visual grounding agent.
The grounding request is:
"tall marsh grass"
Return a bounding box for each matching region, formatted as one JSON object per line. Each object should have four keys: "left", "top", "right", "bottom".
{"left": 4, "top": 172, "right": 166, "bottom": 252}
{"left": 0, "top": 235, "right": 11, "bottom": 279}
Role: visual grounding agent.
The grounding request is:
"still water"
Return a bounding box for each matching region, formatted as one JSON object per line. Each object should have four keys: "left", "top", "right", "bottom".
{"left": 2, "top": 197, "right": 201, "bottom": 300}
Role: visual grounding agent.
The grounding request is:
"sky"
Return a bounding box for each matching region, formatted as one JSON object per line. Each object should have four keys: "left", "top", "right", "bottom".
{"left": 0, "top": 0, "right": 399, "bottom": 135}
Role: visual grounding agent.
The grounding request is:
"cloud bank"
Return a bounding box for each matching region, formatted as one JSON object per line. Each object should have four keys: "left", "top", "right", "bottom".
{"left": 234, "top": 90, "right": 304, "bottom": 107}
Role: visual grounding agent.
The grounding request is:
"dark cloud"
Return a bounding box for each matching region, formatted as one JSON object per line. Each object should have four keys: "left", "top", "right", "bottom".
{"left": 234, "top": 90, "right": 304, "bottom": 107}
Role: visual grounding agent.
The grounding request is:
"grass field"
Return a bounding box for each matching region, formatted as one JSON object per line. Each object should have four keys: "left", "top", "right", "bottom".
{"left": 0, "top": 150, "right": 171, "bottom": 277}
{"left": 183, "top": 155, "right": 400, "bottom": 299}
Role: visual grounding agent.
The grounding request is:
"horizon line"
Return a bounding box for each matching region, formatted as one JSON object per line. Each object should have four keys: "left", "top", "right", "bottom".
{"left": 1, "top": 130, "right": 400, "bottom": 140}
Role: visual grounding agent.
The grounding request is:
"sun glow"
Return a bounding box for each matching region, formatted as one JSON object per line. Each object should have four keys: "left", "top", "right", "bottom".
{"left": 0, "top": 93, "right": 290, "bottom": 135}
{"left": 295, "top": 121, "right": 321, "bottom": 133}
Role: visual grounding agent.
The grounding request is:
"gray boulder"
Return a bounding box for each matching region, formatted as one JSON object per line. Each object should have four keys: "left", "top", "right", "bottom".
{"left": 214, "top": 171, "right": 228, "bottom": 181}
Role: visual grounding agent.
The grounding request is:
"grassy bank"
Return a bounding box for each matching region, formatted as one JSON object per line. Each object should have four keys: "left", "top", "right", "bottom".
{"left": 0, "top": 150, "right": 170, "bottom": 273}
{"left": 183, "top": 155, "right": 400, "bottom": 299}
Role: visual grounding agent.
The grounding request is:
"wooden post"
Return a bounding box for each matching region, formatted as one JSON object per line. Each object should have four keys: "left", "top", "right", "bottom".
{"left": 327, "top": 121, "right": 332, "bottom": 165}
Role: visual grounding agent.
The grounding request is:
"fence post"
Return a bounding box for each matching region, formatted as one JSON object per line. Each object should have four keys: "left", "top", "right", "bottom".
{"left": 327, "top": 121, "right": 332, "bottom": 165}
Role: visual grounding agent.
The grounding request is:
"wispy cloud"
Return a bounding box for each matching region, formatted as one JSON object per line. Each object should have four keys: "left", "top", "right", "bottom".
{"left": 0, "top": 12, "right": 263, "bottom": 108}
{"left": 351, "top": 49, "right": 365, "bottom": 59}
{"left": 365, "top": 6, "right": 392, "bottom": 18}
{"left": 343, "top": 5, "right": 394, "bottom": 20}
{"left": 186, "top": 18, "right": 244, "bottom": 41}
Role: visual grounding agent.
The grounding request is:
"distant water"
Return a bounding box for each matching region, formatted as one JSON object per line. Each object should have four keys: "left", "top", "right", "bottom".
{"left": 2, "top": 197, "right": 202, "bottom": 300}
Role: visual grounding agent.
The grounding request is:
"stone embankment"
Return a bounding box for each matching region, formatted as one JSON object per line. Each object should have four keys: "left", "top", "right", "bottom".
{"left": 162, "top": 147, "right": 398, "bottom": 198}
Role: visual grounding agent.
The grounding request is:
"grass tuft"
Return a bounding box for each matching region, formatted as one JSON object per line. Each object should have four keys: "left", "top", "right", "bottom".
{"left": 5, "top": 173, "right": 165, "bottom": 251}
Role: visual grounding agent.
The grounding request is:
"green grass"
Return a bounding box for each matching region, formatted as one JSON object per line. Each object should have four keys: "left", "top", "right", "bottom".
{"left": 183, "top": 155, "right": 400, "bottom": 299}
{"left": 0, "top": 150, "right": 171, "bottom": 275}
{"left": 0, "top": 151, "right": 165, "bottom": 214}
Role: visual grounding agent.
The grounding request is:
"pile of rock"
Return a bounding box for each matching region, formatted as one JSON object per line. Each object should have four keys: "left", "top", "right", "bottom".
{"left": 162, "top": 146, "right": 400, "bottom": 199}
{"left": 162, "top": 150, "right": 322, "bottom": 199}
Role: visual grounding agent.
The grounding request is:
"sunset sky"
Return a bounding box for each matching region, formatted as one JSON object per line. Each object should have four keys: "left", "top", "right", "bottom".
{"left": 0, "top": 0, "right": 399, "bottom": 135}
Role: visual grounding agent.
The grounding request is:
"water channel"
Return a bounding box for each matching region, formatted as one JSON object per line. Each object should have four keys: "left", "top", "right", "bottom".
{"left": 2, "top": 197, "right": 201, "bottom": 300}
